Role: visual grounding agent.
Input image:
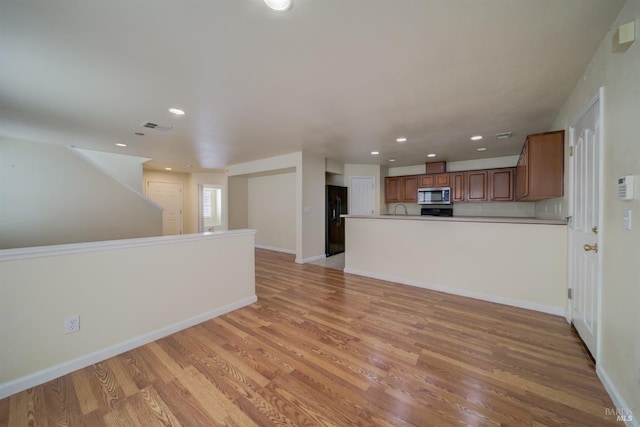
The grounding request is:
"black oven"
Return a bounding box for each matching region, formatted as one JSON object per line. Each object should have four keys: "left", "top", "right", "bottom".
{"left": 421, "top": 207, "right": 453, "bottom": 217}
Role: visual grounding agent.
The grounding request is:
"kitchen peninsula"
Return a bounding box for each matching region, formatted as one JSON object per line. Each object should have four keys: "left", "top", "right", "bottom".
{"left": 343, "top": 215, "right": 567, "bottom": 316}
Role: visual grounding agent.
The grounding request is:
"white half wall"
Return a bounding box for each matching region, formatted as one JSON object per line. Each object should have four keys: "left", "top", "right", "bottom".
{"left": 344, "top": 217, "right": 567, "bottom": 315}
{"left": 73, "top": 147, "right": 150, "bottom": 194}
{"left": 0, "top": 230, "right": 256, "bottom": 398}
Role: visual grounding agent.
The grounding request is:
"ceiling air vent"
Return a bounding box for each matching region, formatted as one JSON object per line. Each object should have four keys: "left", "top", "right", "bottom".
{"left": 496, "top": 132, "right": 512, "bottom": 140}
{"left": 140, "top": 121, "right": 173, "bottom": 132}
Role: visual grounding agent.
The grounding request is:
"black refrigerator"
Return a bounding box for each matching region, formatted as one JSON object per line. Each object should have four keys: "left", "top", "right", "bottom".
{"left": 326, "top": 185, "right": 348, "bottom": 256}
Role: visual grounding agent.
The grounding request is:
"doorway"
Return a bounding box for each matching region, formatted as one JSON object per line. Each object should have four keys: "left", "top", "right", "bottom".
{"left": 568, "top": 87, "right": 603, "bottom": 360}
{"left": 146, "top": 181, "right": 183, "bottom": 235}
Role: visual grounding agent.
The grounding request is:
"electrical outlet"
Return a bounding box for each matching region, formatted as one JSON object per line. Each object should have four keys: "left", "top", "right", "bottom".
{"left": 64, "top": 315, "right": 80, "bottom": 334}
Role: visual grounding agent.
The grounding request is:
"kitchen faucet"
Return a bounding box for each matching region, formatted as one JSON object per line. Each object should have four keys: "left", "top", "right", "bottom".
{"left": 394, "top": 203, "right": 408, "bottom": 216}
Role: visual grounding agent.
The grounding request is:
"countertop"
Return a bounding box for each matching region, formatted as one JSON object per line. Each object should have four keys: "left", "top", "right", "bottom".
{"left": 342, "top": 214, "right": 567, "bottom": 225}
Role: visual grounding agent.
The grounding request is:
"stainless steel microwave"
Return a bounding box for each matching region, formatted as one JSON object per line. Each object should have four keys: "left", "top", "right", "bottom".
{"left": 417, "top": 187, "right": 451, "bottom": 204}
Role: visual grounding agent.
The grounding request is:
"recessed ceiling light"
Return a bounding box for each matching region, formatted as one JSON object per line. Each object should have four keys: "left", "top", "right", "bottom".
{"left": 185, "top": 164, "right": 192, "bottom": 168}
{"left": 477, "top": 147, "right": 487, "bottom": 151}
{"left": 427, "top": 153, "right": 436, "bottom": 158}
{"left": 396, "top": 137, "right": 407, "bottom": 143}
{"left": 389, "top": 159, "right": 396, "bottom": 162}
{"left": 264, "top": 0, "right": 292, "bottom": 12}
{"left": 371, "top": 151, "right": 380, "bottom": 155}
{"left": 115, "top": 143, "right": 127, "bottom": 147}
{"left": 165, "top": 167, "right": 173, "bottom": 171}
{"left": 169, "top": 108, "right": 185, "bottom": 115}
{"left": 471, "top": 135, "right": 483, "bottom": 141}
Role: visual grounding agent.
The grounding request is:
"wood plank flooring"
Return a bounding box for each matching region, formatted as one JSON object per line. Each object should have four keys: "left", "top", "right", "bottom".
{"left": 1, "top": 248, "right": 619, "bottom": 426}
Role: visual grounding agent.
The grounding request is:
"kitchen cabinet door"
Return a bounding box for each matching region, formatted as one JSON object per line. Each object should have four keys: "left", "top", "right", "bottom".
{"left": 452, "top": 172, "right": 465, "bottom": 202}
{"left": 467, "top": 170, "right": 488, "bottom": 202}
{"left": 489, "top": 168, "right": 515, "bottom": 201}
{"left": 385, "top": 177, "right": 401, "bottom": 203}
{"left": 402, "top": 176, "right": 418, "bottom": 202}
{"left": 418, "top": 175, "right": 434, "bottom": 188}
{"left": 434, "top": 173, "right": 450, "bottom": 187}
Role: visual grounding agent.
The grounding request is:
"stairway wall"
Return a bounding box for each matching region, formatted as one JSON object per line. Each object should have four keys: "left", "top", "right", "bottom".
{"left": 0, "top": 137, "right": 162, "bottom": 249}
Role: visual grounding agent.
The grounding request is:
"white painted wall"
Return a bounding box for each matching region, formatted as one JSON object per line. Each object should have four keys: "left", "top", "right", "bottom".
{"left": 228, "top": 175, "right": 249, "bottom": 230}
{"left": 248, "top": 172, "right": 296, "bottom": 252}
{"left": 227, "top": 151, "right": 325, "bottom": 263}
{"left": 0, "top": 230, "right": 257, "bottom": 398}
{"left": 546, "top": 0, "right": 640, "bottom": 417}
{"left": 0, "top": 137, "right": 163, "bottom": 249}
{"left": 300, "top": 152, "right": 326, "bottom": 262}
{"left": 446, "top": 156, "right": 519, "bottom": 172}
{"left": 386, "top": 156, "right": 519, "bottom": 177}
{"left": 344, "top": 217, "right": 567, "bottom": 315}
{"left": 326, "top": 173, "right": 344, "bottom": 186}
{"left": 74, "top": 148, "right": 150, "bottom": 194}
{"left": 325, "top": 158, "right": 344, "bottom": 175}
{"left": 454, "top": 202, "right": 535, "bottom": 218}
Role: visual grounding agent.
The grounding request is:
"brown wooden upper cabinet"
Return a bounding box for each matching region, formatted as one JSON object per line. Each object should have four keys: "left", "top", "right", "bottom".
{"left": 451, "top": 172, "right": 465, "bottom": 202}
{"left": 515, "top": 130, "right": 565, "bottom": 201}
{"left": 450, "top": 168, "right": 515, "bottom": 202}
{"left": 489, "top": 168, "right": 515, "bottom": 201}
{"left": 467, "top": 170, "right": 488, "bottom": 202}
{"left": 418, "top": 173, "right": 450, "bottom": 188}
{"left": 385, "top": 177, "right": 401, "bottom": 203}
{"left": 385, "top": 175, "right": 418, "bottom": 203}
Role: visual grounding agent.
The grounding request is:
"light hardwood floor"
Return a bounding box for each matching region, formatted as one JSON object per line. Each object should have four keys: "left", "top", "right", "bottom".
{"left": 1, "top": 249, "right": 618, "bottom": 426}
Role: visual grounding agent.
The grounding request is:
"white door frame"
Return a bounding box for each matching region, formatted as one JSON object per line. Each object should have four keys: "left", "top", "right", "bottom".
{"left": 198, "top": 184, "right": 226, "bottom": 232}
{"left": 567, "top": 86, "right": 605, "bottom": 361}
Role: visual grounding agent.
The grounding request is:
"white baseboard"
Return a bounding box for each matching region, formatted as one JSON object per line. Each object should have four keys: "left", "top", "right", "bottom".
{"left": 254, "top": 244, "right": 296, "bottom": 255}
{"left": 0, "top": 295, "right": 257, "bottom": 400}
{"left": 343, "top": 268, "right": 564, "bottom": 316}
{"left": 597, "top": 365, "right": 639, "bottom": 427}
{"left": 296, "top": 254, "right": 326, "bottom": 264}
{"left": 254, "top": 245, "right": 324, "bottom": 264}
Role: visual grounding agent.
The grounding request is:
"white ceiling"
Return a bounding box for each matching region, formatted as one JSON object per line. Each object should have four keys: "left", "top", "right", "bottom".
{"left": 0, "top": 0, "right": 625, "bottom": 172}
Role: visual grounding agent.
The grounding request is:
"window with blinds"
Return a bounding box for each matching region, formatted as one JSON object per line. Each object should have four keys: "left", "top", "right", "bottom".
{"left": 202, "top": 186, "right": 222, "bottom": 226}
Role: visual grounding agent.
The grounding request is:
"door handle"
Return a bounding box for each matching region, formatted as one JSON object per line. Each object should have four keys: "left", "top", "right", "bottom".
{"left": 583, "top": 243, "right": 598, "bottom": 253}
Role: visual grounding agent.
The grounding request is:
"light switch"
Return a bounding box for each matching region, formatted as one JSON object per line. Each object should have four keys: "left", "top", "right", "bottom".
{"left": 623, "top": 209, "right": 632, "bottom": 230}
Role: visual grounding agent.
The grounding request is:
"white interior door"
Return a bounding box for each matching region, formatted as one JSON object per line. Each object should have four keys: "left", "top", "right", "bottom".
{"left": 569, "top": 90, "right": 602, "bottom": 359}
{"left": 350, "top": 176, "right": 375, "bottom": 215}
{"left": 147, "top": 181, "right": 183, "bottom": 235}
